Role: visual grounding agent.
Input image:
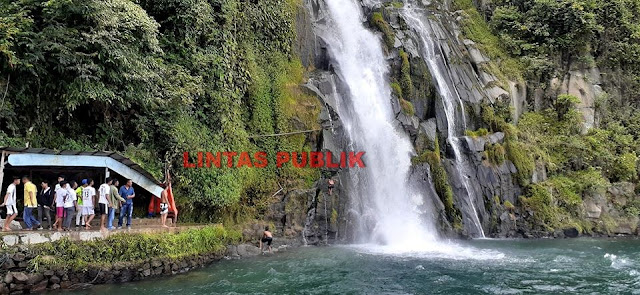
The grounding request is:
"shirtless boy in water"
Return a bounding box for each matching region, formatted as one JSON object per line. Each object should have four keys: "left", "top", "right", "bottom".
{"left": 260, "top": 226, "right": 273, "bottom": 253}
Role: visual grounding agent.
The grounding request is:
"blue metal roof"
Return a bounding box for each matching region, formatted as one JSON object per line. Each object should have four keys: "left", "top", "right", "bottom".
{"left": 0, "top": 147, "right": 164, "bottom": 197}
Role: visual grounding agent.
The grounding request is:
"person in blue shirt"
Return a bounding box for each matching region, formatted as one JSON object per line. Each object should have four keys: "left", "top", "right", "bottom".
{"left": 117, "top": 179, "right": 135, "bottom": 229}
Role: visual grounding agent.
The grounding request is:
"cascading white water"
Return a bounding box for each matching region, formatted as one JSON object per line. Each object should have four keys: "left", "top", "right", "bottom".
{"left": 402, "top": 6, "right": 486, "bottom": 238}
{"left": 318, "top": 0, "right": 437, "bottom": 247}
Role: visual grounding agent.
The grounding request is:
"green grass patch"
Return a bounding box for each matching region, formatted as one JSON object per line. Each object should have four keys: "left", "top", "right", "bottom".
{"left": 505, "top": 140, "right": 535, "bottom": 186}
{"left": 486, "top": 143, "right": 506, "bottom": 166}
{"left": 28, "top": 225, "right": 242, "bottom": 271}
{"left": 465, "top": 127, "right": 489, "bottom": 138}
{"left": 391, "top": 81, "right": 403, "bottom": 99}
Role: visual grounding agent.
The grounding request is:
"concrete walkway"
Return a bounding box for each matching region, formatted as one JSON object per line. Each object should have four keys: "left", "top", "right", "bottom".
{"left": 0, "top": 218, "right": 202, "bottom": 246}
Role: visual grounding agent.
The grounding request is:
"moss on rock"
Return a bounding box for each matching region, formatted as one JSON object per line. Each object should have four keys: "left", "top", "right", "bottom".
{"left": 400, "top": 99, "right": 415, "bottom": 116}
{"left": 505, "top": 140, "right": 535, "bottom": 186}
{"left": 371, "top": 12, "right": 395, "bottom": 51}
{"left": 399, "top": 49, "right": 414, "bottom": 99}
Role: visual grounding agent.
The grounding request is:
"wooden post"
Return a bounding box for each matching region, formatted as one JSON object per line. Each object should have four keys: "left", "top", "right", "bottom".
{"left": 0, "top": 151, "right": 5, "bottom": 194}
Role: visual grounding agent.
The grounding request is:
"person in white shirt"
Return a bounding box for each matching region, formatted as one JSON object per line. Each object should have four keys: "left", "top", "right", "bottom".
{"left": 98, "top": 178, "right": 112, "bottom": 230}
{"left": 1, "top": 176, "right": 21, "bottom": 231}
{"left": 54, "top": 175, "right": 65, "bottom": 191}
{"left": 63, "top": 181, "right": 78, "bottom": 230}
{"left": 82, "top": 179, "right": 96, "bottom": 229}
{"left": 54, "top": 181, "right": 69, "bottom": 231}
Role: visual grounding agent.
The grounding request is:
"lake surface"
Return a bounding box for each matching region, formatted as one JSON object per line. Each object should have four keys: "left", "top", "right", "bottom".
{"left": 78, "top": 238, "right": 640, "bottom": 294}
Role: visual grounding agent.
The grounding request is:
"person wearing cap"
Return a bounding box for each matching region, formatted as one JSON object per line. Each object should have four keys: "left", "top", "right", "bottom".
{"left": 75, "top": 179, "right": 87, "bottom": 227}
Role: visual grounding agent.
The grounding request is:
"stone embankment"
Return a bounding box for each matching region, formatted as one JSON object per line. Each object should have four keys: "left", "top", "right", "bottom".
{"left": 0, "top": 242, "right": 280, "bottom": 294}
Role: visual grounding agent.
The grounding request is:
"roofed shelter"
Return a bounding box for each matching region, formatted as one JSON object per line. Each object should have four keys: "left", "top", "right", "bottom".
{"left": 0, "top": 148, "right": 164, "bottom": 208}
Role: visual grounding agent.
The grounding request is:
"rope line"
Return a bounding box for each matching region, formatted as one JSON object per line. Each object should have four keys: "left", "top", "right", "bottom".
{"left": 248, "top": 128, "right": 323, "bottom": 138}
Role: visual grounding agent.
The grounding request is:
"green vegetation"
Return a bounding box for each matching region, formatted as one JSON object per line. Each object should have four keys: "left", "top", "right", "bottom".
{"left": 0, "top": 0, "right": 320, "bottom": 222}
{"left": 413, "top": 138, "right": 456, "bottom": 220}
{"left": 519, "top": 169, "right": 608, "bottom": 232}
{"left": 390, "top": 82, "right": 403, "bottom": 99}
{"left": 486, "top": 143, "right": 506, "bottom": 166}
{"left": 505, "top": 140, "right": 535, "bottom": 186}
{"left": 400, "top": 99, "right": 415, "bottom": 116}
{"left": 370, "top": 12, "right": 395, "bottom": 51}
{"left": 330, "top": 208, "right": 338, "bottom": 227}
{"left": 504, "top": 200, "right": 515, "bottom": 211}
{"left": 490, "top": 91, "right": 639, "bottom": 232}
{"left": 465, "top": 128, "right": 489, "bottom": 138}
{"left": 456, "top": 0, "right": 640, "bottom": 234}
{"left": 28, "top": 225, "right": 241, "bottom": 271}
{"left": 399, "top": 49, "right": 414, "bottom": 99}
{"left": 451, "top": 0, "right": 524, "bottom": 84}
{"left": 485, "top": 0, "right": 640, "bottom": 105}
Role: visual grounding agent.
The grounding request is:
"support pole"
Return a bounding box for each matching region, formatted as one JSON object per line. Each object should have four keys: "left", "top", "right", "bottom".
{"left": 0, "top": 151, "right": 5, "bottom": 195}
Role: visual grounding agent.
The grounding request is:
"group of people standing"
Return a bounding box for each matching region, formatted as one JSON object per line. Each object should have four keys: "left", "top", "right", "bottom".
{"left": 1, "top": 175, "right": 144, "bottom": 231}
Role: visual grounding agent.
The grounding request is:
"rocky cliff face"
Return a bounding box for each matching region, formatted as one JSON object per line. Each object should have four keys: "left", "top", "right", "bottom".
{"left": 270, "top": 0, "right": 639, "bottom": 242}
{"left": 260, "top": 1, "right": 353, "bottom": 245}
{"left": 270, "top": 0, "right": 527, "bottom": 241}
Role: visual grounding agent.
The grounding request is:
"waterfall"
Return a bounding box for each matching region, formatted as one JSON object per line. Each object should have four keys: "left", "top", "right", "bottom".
{"left": 316, "top": 0, "right": 437, "bottom": 246}
{"left": 402, "top": 6, "right": 486, "bottom": 238}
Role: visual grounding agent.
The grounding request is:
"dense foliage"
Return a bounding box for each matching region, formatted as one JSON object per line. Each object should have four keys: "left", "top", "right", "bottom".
{"left": 0, "top": 0, "right": 320, "bottom": 221}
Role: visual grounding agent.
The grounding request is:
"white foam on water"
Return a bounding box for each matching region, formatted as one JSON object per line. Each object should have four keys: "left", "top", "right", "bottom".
{"left": 553, "top": 255, "right": 575, "bottom": 263}
{"left": 605, "top": 253, "right": 634, "bottom": 270}
{"left": 346, "top": 241, "right": 506, "bottom": 261}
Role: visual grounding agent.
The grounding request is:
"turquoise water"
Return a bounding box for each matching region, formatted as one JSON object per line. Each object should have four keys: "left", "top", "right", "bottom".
{"left": 80, "top": 238, "right": 640, "bottom": 294}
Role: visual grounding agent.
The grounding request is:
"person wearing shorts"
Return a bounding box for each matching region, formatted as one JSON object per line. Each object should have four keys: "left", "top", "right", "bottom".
{"left": 53, "top": 181, "right": 69, "bottom": 231}
{"left": 63, "top": 181, "right": 78, "bottom": 230}
{"left": 259, "top": 226, "right": 273, "bottom": 253}
{"left": 1, "top": 176, "right": 20, "bottom": 231}
{"left": 82, "top": 179, "right": 96, "bottom": 229}
{"left": 160, "top": 187, "right": 169, "bottom": 228}
{"left": 98, "top": 178, "right": 112, "bottom": 230}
